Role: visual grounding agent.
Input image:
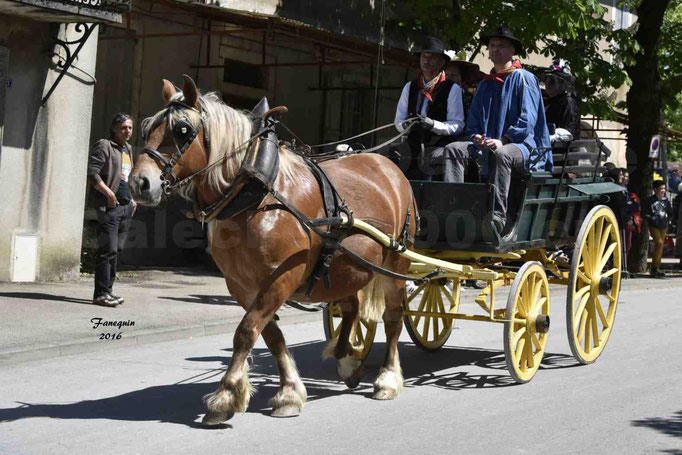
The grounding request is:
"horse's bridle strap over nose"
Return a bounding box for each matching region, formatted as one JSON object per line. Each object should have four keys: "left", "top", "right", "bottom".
{"left": 143, "top": 147, "right": 172, "bottom": 167}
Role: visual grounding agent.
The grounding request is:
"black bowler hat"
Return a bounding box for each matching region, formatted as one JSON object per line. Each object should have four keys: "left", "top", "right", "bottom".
{"left": 481, "top": 26, "right": 523, "bottom": 55}
{"left": 412, "top": 36, "right": 451, "bottom": 62}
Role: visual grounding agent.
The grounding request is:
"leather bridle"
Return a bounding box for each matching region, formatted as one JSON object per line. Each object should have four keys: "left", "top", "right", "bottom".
{"left": 142, "top": 100, "right": 211, "bottom": 195}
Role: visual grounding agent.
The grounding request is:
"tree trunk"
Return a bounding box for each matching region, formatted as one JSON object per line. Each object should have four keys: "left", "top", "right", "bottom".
{"left": 625, "top": 0, "right": 671, "bottom": 273}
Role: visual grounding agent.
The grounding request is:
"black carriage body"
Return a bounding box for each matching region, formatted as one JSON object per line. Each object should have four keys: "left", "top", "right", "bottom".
{"left": 410, "top": 173, "right": 624, "bottom": 253}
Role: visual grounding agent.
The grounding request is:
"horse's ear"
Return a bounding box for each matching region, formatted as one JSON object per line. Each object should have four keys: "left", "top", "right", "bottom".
{"left": 162, "top": 79, "right": 177, "bottom": 105}
{"left": 181, "top": 74, "right": 200, "bottom": 108}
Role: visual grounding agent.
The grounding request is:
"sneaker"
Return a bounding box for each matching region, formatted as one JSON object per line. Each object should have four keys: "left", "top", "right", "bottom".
{"left": 109, "top": 292, "right": 125, "bottom": 305}
{"left": 93, "top": 294, "right": 120, "bottom": 307}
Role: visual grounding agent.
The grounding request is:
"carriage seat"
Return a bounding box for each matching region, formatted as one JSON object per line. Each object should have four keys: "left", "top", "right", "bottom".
{"left": 550, "top": 139, "right": 610, "bottom": 177}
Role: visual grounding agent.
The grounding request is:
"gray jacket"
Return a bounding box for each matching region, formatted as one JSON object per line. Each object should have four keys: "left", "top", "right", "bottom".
{"left": 86, "top": 139, "right": 132, "bottom": 209}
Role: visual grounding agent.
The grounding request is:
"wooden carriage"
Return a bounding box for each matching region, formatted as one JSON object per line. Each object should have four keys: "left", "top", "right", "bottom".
{"left": 324, "top": 139, "right": 624, "bottom": 383}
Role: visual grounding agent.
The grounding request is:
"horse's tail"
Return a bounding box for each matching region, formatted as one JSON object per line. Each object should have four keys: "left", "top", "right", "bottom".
{"left": 358, "top": 275, "right": 387, "bottom": 323}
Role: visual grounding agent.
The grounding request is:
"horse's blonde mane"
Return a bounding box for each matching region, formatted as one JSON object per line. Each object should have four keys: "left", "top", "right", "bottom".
{"left": 141, "top": 90, "right": 306, "bottom": 200}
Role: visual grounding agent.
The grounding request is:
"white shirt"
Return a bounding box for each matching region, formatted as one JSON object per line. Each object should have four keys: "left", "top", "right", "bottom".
{"left": 394, "top": 80, "right": 465, "bottom": 136}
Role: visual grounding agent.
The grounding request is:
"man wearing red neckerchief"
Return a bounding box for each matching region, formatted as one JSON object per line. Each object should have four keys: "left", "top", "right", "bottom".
{"left": 394, "top": 36, "right": 465, "bottom": 179}
{"left": 439, "top": 26, "right": 552, "bottom": 234}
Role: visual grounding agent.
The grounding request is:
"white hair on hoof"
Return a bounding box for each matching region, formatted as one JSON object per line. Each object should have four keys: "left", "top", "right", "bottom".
{"left": 270, "top": 355, "right": 308, "bottom": 417}
{"left": 269, "top": 384, "right": 305, "bottom": 418}
{"left": 203, "top": 364, "right": 254, "bottom": 414}
{"left": 373, "top": 366, "right": 403, "bottom": 400}
{"left": 338, "top": 354, "right": 362, "bottom": 380}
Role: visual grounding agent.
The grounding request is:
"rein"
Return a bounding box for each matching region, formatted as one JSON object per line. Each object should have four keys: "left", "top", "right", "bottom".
{"left": 279, "top": 117, "right": 420, "bottom": 162}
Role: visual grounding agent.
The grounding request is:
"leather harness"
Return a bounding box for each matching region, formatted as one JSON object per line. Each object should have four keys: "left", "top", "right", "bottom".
{"left": 143, "top": 97, "right": 419, "bottom": 296}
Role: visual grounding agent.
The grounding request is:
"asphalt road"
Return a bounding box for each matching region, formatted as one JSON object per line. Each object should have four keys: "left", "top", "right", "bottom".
{"left": 1, "top": 283, "right": 681, "bottom": 455}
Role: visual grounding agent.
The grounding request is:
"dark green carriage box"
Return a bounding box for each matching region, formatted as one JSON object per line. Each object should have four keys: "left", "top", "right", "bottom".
{"left": 410, "top": 174, "right": 624, "bottom": 253}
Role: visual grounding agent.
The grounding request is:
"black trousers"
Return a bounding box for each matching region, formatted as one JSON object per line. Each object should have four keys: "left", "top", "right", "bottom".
{"left": 94, "top": 204, "right": 133, "bottom": 298}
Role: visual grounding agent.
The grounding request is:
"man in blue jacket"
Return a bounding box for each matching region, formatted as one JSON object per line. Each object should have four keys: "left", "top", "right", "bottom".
{"left": 436, "top": 26, "right": 552, "bottom": 232}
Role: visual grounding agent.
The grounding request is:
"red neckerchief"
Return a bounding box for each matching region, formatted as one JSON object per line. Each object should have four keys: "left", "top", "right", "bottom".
{"left": 417, "top": 71, "right": 446, "bottom": 102}
{"left": 484, "top": 60, "right": 523, "bottom": 83}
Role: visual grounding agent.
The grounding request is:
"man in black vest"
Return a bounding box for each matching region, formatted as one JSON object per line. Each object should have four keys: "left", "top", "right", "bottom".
{"left": 394, "top": 36, "right": 465, "bottom": 179}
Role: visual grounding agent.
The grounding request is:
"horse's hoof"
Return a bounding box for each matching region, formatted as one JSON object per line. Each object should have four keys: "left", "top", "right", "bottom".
{"left": 271, "top": 404, "right": 301, "bottom": 418}
{"left": 372, "top": 388, "right": 398, "bottom": 400}
{"left": 201, "top": 410, "right": 234, "bottom": 426}
{"left": 344, "top": 374, "right": 362, "bottom": 389}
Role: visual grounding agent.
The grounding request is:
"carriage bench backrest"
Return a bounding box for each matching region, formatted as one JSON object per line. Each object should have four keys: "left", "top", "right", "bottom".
{"left": 551, "top": 139, "right": 611, "bottom": 177}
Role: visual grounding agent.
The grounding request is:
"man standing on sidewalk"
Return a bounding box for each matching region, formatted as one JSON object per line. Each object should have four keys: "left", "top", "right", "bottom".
{"left": 643, "top": 180, "right": 672, "bottom": 278}
{"left": 87, "top": 113, "right": 137, "bottom": 307}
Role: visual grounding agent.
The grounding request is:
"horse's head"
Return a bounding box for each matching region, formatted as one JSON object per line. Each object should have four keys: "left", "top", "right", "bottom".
{"left": 130, "top": 75, "right": 209, "bottom": 206}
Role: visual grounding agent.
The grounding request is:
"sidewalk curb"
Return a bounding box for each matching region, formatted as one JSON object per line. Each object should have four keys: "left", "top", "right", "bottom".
{"left": 0, "top": 310, "right": 321, "bottom": 365}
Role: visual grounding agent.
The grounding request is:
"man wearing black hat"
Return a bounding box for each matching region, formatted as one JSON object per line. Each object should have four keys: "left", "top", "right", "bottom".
{"left": 437, "top": 26, "right": 552, "bottom": 233}
{"left": 394, "top": 36, "right": 465, "bottom": 179}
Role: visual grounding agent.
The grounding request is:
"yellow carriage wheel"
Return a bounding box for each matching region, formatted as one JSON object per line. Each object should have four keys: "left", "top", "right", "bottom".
{"left": 567, "top": 205, "right": 621, "bottom": 364}
{"left": 503, "top": 262, "right": 551, "bottom": 384}
{"left": 322, "top": 302, "right": 377, "bottom": 361}
{"left": 403, "top": 278, "right": 459, "bottom": 351}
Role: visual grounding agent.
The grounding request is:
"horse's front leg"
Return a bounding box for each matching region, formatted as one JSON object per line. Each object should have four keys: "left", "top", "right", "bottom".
{"left": 261, "top": 319, "right": 307, "bottom": 417}
{"left": 202, "top": 309, "right": 263, "bottom": 426}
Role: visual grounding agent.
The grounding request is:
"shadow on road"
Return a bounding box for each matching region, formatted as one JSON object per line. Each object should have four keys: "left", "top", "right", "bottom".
{"left": 0, "top": 339, "right": 580, "bottom": 428}
{"left": 160, "top": 294, "right": 241, "bottom": 306}
{"left": 0, "top": 292, "right": 91, "bottom": 305}
{"left": 631, "top": 410, "right": 682, "bottom": 452}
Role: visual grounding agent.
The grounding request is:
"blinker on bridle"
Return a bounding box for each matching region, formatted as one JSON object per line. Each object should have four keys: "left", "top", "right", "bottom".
{"left": 142, "top": 100, "right": 211, "bottom": 194}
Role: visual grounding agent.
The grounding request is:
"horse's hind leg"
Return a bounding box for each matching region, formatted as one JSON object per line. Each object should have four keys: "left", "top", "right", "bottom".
{"left": 373, "top": 277, "right": 405, "bottom": 400}
{"left": 261, "top": 319, "right": 307, "bottom": 417}
{"left": 323, "top": 295, "right": 365, "bottom": 389}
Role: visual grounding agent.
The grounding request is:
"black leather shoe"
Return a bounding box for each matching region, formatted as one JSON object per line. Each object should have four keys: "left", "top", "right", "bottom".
{"left": 93, "top": 294, "right": 120, "bottom": 307}
{"left": 109, "top": 293, "right": 125, "bottom": 305}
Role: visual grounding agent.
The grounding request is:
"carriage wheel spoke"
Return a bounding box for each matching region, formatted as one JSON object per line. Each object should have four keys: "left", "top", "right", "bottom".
{"left": 530, "top": 275, "right": 542, "bottom": 310}
{"left": 582, "top": 248, "right": 592, "bottom": 277}
{"left": 513, "top": 326, "right": 527, "bottom": 346}
{"left": 531, "top": 331, "right": 542, "bottom": 350}
{"left": 597, "top": 221, "right": 610, "bottom": 259}
{"left": 590, "top": 308, "right": 600, "bottom": 349}
{"left": 574, "top": 290, "right": 590, "bottom": 321}
{"left": 515, "top": 337, "right": 526, "bottom": 362}
{"left": 577, "top": 306, "right": 589, "bottom": 342}
{"left": 414, "top": 285, "right": 431, "bottom": 326}
{"left": 595, "top": 298, "right": 609, "bottom": 329}
{"left": 526, "top": 336, "right": 535, "bottom": 369}
{"left": 532, "top": 296, "right": 547, "bottom": 315}
{"left": 406, "top": 282, "right": 426, "bottom": 304}
{"left": 584, "top": 312, "right": 592, "bottom": 353}
{"left": 601, "top": 267, "right": 619, "bottom": 279}
{"left": 577, "top": 269, "right": 591, "bottom": 285}
{"left": 597, "top": 242, "right": 617, "bottom": 275}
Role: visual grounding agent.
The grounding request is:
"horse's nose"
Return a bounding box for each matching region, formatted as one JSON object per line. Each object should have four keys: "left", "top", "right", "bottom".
{"left": 132, "top": 175, "right": 151, "bottom": 196}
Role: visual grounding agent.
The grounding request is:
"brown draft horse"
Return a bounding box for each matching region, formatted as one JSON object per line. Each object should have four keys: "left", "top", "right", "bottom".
{"left": 130, "top": 76, "right": 416, "bottom": 425}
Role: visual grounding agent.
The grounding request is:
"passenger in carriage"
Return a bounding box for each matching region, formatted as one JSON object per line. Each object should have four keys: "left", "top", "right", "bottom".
{"left": 543, "top": 59, "right": 581, "bottom": 142}
{"left": 444, "top": 58, "right": 485, "bottom": 119}
{"left": 394, "top": 37, "right": 465, "bottom": 179}
{"left": 435, "top": 26, "right": 552, "bottom": 232}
